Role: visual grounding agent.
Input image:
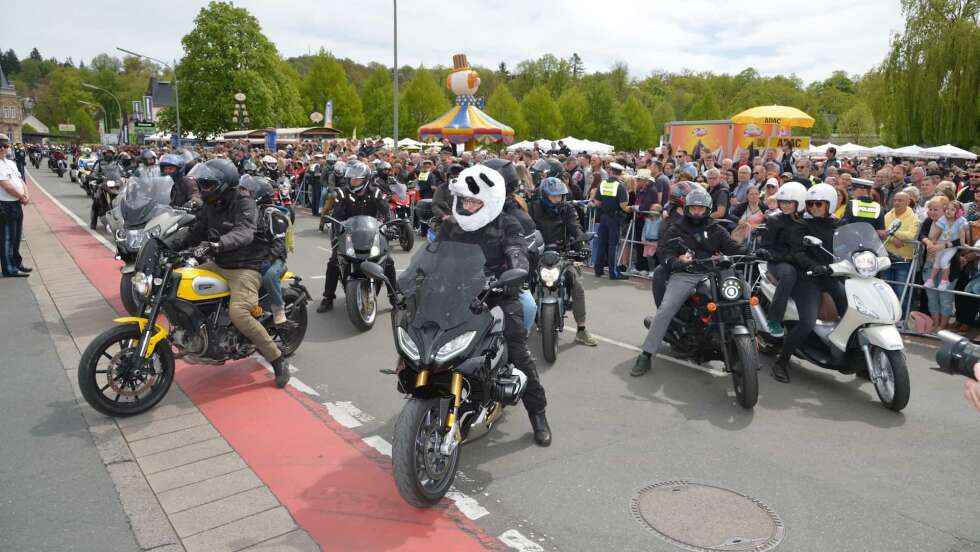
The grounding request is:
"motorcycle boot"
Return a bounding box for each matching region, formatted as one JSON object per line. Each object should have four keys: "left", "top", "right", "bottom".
{"left": 771, "top": 358, "right": 791, "bottom": 383}
{"left": 631, "top": 353, "right": 652, "bottom": 377}
{"left": 272, "top": 355, "right": 291, "bottom": 388}
{"left": 529, "top": 410, "right": 552, "bottom": 447}
{"left": 316, "top": 298, "right": 334, "bottom": 313}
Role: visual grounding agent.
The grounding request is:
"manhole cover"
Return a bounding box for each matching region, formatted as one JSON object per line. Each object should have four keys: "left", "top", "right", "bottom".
{"left": 630, "top": 480, "right": 784, "bottom": 552}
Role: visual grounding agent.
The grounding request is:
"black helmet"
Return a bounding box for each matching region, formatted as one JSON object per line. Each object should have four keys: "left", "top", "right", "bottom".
{"left": 239, "top": 174, "right": 275, "bottom": 205}
{"left": 683, "top": 187, "right": 713, "bottom": 224}
{"left": 481, "top": 159, "right": 521, "bottom": 195}
{"left": 530, "top": 158, "right": 563, "bottom": 186}
{"left": 117, "top": 151, "right": 132, "bottom": 168}
{"left": 447, "top": 163, "right": 466, "bottom": 179}
{"left": 189, "top": 159, "right": 240, "bottom": 203}
{"left": 101, "top": 147, "right": 116, "bottom": 162}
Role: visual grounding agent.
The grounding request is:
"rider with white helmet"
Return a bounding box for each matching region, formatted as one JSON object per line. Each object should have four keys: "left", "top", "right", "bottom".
{"left": 759, "top": 180, "right": 808, "bottom": 338}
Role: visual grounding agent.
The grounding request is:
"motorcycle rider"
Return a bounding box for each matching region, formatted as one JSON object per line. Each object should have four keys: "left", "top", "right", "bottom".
{"left": 183, "top": 159, "right": 290, "bottom": 388}
{"left": 239, "top": 174, "right": 294, "bottom": 328}
{"left": 651, "top": 180, "right": 698, "bottom": 307}
{"left": 92, "top": 146, "right": 118, "bottom": 177}
{"left": 631, "top": 187, "right": 750, "bottom": 377}
{"left": 261, "top": 155, "right": 282, "bottom": 181}
{"left": 770, "top": 183, "right": 848, "bottom": 383}
{"left": 438, "top": 164, "right": 552, "bottom": 446}
{"left": 529, "top": 176, "right": 600, "bottom": 346}
{"left": 159, "top": 153, "right": 201, "bottom": 209}
{"left": 318, "top": 160, "right": 347, "bottom": 232}
{"left": 316, "top": 160, "right": 397, "bottom": 313}
{"left": 136, "top": 149, "right": 160, "bottom": 177}
{"left": 372, "top": 160, "right": 396, "bottom": 195}
{"left": 760, "top": 181, "right": 808, "bottom": 338}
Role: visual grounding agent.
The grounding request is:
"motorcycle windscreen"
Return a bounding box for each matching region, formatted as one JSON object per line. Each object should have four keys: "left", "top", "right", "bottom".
{"left": 120, "top": 176, "right": 175, "bottom": 227}
{"left": 833, "top": 222, "right": 886, "bottom": 259}
{"left": 390, "top": 182, "right": 408, "bottom": 201}
{"left": 398, "top": 241, "right": 487, "bottom": 330}
{"left": 344, "top": 215, "right": 381, "bottom": 251}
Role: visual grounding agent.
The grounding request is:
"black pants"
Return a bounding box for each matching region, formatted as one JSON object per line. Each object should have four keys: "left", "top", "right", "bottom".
{"left": 777, "top": 276, "right": 848, "bottom": 364}
{"left": 767, "top": 262, "right": 798, "bottom": 323}
{"left": 0, "top": 201, "right": 24, "bottom": 276}
{"left": 322, "top": 250, "right": 398, "bottom": 301}
{"left": 310, "top": 182, "right": 322, "bottom": 216}
{"left": 487, "top": 295, "right": 547, "bottom": 414}
{"left": 955, "top": 270, "right": 980, "bottom": 326}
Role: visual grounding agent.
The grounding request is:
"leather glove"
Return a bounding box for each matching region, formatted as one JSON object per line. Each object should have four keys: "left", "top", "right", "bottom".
{"left": 193, "top": 241, "right": 218, "bottom": 258}
{"left": 809, "top": 265, "right": 832, "bottom": 277}
{"left": 755, "top": 248, "right": 772, "bottom": 261}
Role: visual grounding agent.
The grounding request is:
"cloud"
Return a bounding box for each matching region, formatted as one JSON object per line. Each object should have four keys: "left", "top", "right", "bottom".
{"left": 5, "top": 0, "right": 904, "bottom": 84}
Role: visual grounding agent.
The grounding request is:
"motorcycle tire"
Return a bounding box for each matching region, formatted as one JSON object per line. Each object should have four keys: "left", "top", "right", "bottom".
{"left": 871, "top": 348, "right": 910, "bottom": 412}
{"left": 89, "top": 204, "right": 99, "bottom": 230}
{"left": 345, "top": 279, "right": 376, "bottom": 331}
{"left": 275, "top": 287, "right": 309, "bottom": 357}
{"left": 731, "top": 334, "right": 759, "bottom": 409}
{"left": 78, "top": 325, "right": 175, "bottom": 417}
{"left": 399, "top": 224, "right": 415, "bottom": 252}
{"left": 120, "top": 273, "right": 140, "bottom": 316}
{"left": 70, "top": 173, "right": 77, "bottom": 183}
{"left": 392, "top": 397, "right": 460, "bottom": 508}
{"left": 541, "top": 303, "right": 559, "bottom": 363}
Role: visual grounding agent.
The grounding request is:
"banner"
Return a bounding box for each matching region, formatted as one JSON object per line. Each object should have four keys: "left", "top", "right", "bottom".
{"left": 143, "top": 96, "right": 154, "bottom": 122}
{"left": 767, "top": 136, "right": 810, "bottom": 150}
{"left": 57, "top": 124, "right": 76, "bottom": 132}
{"left": 668, "top": 123, "right": 729, "bottom": 158}
{"left": 131, "top": 100, "right": 142, "bottom": 119}
{"left": 325, "top": 100, "right": 333, "bottom": 128}
{"left": 265, "top": 128, "right": 277, "bottom": 152}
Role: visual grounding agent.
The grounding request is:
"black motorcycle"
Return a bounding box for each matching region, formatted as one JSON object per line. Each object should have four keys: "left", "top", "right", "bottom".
{"left": 48, "top": 150, "right": 67, "bottom": 177}
{"left": 534, "top": 232, "right": 594, "bottom": 363}
{"left": 90, "top": 165, "right": 126, "bottom": 230}
{"left": 360, "top": 241, "right": 529, "bottom": 507}
{"left": 326, "top": 214, "right": 396, "bottom": 331}
{"left": 384, "top": 181, "right": 415, "bottom": 252}
{"left": 646, "top": 249, "right": 767, "bottom": 409}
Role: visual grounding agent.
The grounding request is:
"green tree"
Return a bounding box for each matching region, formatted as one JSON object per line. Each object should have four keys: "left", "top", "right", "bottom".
{"left": 360, "top": 66, "right": 394, "bottom": 137}
{"left": 617, "top": 94, "right": 657, "bottom": 151}
{"left": 570, "top": 53, "right": 584, "bottom": 79}
{"left": 837, "top": 102, "right": 875, "bottom": 142}
{"left": 1, "top": 49, "right": 20, "bottom": 76}
{"left": 399, "top": 66, "right": 449, "bottom": 140}
{"left": 29, "top": 48, "right": 41, "bottom": 61}
{"left": 175, "top": 1, "right": 305, "bottom": 137}
{"left": 650, "top": 101, "right": 676, "bottom": 138}
{"left": 686, "top": 88, "right": 724, "bottom": 120}
{"left": 302, "top": 50, "right": 363, "bottom": 135}
{"left": 486, "top": 82, "right": 527, "bottom": 139}
{"left": 520, "top": 85, "right": 562, "bottom": 139}
{"left": 557, "top": 87, "right": 592, "bottom": 138}
{"left": 581, "top": 75, "right": 621, "bottom": 145}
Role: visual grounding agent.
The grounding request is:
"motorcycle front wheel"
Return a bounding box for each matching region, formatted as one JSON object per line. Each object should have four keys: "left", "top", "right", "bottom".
{"left": 78, "top": 325, "right": 175, "bottom": 417}
{"left": 730, "top": 334, "right": 759, "bottom": 409}
{"left": 399, "top": 223, "right": 415, "bottom": 252}
{"left": 392, "top": 397, "right": 460, "bottom": 507}
{"left": 345, "top": 278, "right": 376, "bottom": 331}
{"left": 540, "top": 303, "right": 559, "bottom": 363}
{"left": 871, "top": 348, "right": 910, "bottom": 412}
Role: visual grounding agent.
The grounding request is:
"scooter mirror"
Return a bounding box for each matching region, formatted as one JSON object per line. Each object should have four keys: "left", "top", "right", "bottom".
{"left": 360, "top": 261, "right": 387, "bottom": 282}
{"left": 497, "top": 268, "right": 528, "bottom": 288}
{"left": 803, "top": 236, "right": 823, "bottom": 247}
{"left": 887, "top": 219, "right": 902, "bottom": 235}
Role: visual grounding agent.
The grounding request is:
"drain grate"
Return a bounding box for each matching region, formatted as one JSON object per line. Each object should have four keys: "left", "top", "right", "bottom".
{"left": 630, "top": 480, "right": 784, "bottom": 552}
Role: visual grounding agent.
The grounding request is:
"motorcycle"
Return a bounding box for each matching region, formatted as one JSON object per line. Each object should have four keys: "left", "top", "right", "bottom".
{"left": 359, "top": 241, "right": 529, "bottom": 507}
{"left": 106, "top": 175, "right": 177, "bottom": 316}
{"left": 327, "top": 214, "right": 396, "bottom": 331}
{"left": 534, "top": 232, "right": 594, "bottom": 363}
{"left": 90, "top": 165, "right": 126, "bottom": 230}
{"left": 645, "top": 246, "right": 767, "bottom": 409}
{"left": 48, "top": 150, "right": 67, "bottom": 178}
{"left": 384, "top": 181, "right": 416, "bottom": 252}
{"left": 77, "top": 209, "right": 311, "bottom": 417}
{"left": 754, "top": 221, "right": 910, "bottom": 411}
{"left": 29, "top": 148, "right": 42, "bottom": 169}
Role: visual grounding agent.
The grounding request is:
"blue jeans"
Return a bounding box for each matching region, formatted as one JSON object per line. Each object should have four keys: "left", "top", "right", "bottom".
{"left": 263, "top": 259, "right": 286, "bottom": 307}
{"left": 0, "top": 201, "right": 25, "bottom": 275}
{"left": 594, "top": 217, "right": 621, "bottom": 277}
{"left": 518, "top": 289, "right": 536, "bottom": 335}
{"left": 923, "top": 266, "right": 956, "bottom": 316}
{"left": 881, "top": 262, "right": 911, "bottom": 317}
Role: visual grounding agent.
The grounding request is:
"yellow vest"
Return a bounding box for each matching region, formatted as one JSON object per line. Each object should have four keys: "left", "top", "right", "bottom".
{"left": 851, "top": 199, "right": 881, "bottom": 219}
{"left": 600, "top": 179, "right": 619, "bottom": 197}
{"left": 418, "top": 171, "right": 430, "bottom": 182}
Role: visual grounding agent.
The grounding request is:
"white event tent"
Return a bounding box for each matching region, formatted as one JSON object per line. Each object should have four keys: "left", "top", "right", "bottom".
{"left": 836, "top": 143, "right": 875, "bottom": 157}
{"left": 923, "top": 144, "right": 977, "bottom": 161}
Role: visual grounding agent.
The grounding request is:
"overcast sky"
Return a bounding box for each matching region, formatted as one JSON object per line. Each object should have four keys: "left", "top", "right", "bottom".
{"left": 5, "top": 0, "right": 905, "bottom": 84}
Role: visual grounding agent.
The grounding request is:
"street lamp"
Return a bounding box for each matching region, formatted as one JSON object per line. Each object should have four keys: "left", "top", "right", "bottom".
{"left": 78, "top": 100, "right": 108, "bottom": 142}
{"left": 117, "top": 47, "right": 181, "bottom": 146}
{"left": 232, "top": 92, "right": 250, "bottom": 130}
{"left": 82, "top": 83, "right": 124, "bottom": 144}
{"left": 393, "top": 0, "right": 399, "bottom": 143}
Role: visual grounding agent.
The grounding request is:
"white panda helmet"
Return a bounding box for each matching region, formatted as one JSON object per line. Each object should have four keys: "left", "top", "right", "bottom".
{"left": 449, "top": 165, "right": 505, "bottom": 232}
{"left": 806, "top": 183, "right": 838, "bottom": 216}
{"left": 774, "top": 181, "right": 807, "bottom": 213}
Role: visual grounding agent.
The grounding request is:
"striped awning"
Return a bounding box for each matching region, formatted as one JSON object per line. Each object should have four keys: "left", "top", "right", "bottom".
{"left": 418, "top": 96, "right": 514, "bottom": 145}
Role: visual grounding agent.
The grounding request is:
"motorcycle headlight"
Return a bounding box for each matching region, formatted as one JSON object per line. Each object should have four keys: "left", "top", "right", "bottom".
{"left": 434, "top": 331, "right": 476, "bottom": 364}
{"left": 126, "top": 229, "right": 148, "bottom": 249}
{"left": 397, "top": 327, "right": 421, "bottom": 361}
{"left": 131, "top": 271, "right": 152, "bottom": 298}
{"left": 344, "top": 234, "right": 355, "bottom": 256}
{"left": 106, "top": 180, "right": 117, "bottom": 188}
{"left": 539, "top": 266, "right": 560, "bottom": 287}
{"left": 370, "top": 233, "right": 381, "bottom": 257}
{"left": 720, "top": 277, "right": 743, "bottom": 300}
{"left": 851, "top": 251, "right": 878, "bottom": 277}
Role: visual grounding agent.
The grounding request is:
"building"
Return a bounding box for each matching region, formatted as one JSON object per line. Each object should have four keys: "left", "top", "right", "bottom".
{"left": 219, "top": 127, "right": 341, "bottom": 146}
{"left": 0, "top": 65, "right": 22, "bottom": 143}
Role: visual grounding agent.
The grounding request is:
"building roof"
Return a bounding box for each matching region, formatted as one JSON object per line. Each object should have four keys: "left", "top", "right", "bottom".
{"left": 0, "top": 64, "right": 13, "bottom": 90}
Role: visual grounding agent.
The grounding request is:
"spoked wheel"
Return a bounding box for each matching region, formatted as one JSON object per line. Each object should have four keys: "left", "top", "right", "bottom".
{"left": 730, "top": 334, "right": 759, "bottom": 409}
{"left": 540, "top": 303, "right": 559, "bottom": 363}
{"left": 871, "top": 348, "right": 910, "bottom": 412}
{"left": 392, "top": 398, "right": 460, "bottom": 507}
{"left": 274, "top": 288, "right": 309, "bottom": 356}
{"left": 345, "top": 279, "right": 376, "bottom": 331}
{"left": 399, "top": 223, "right": 415, "bottom": 251}
{"left": 78, "top": 325, "right": 175, "bottom": 417}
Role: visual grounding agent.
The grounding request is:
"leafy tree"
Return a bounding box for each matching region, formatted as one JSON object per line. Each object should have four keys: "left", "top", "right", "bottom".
{"left": 29, "top": 48, "right": 41, "bottom": 61}
{"left": 650, "top": 101, "right": 676, "bottom": 137}
{"left": 557, "top": 87, "right": 592, "bottom": 138}
{"left": 360, "top": 65, "right": 394, "bottom": 137}
{"left": 581, "top": 75, "right": 621, "bottom": 145}
{"left": 1, "top": 49, "right": 20, "bottom": 76}
{"left": 485, "top": 82, "right": 526, "bottom": 139}
{"left": 686, "top": 88, "right": 723, "bottom": 120}
{"left": 497, "top": 62, "right": 509, "bottom": 80}
{"left": 617, "top": 94, "right": 657, "bottom": 151}
{"left": 520, "top": 85, "right": 562, "bottom": 139}
{"left": 399, "top": 66, "right": 449, "bottom": 140}
{"left": 302, "top": 50, "right": 363, "bottom": 135}
{"left": 607, "top": 62, "right": 630, "bottom": 99}
{"left": 837, "top": 102, "right": 875, "bottom": 142}
{"left": 90, "top": 54, "right": 122, "bottom": 73}
{"left": 175, "top": 1, "right": 305, "bottom": 137}
{"left": 570, "top": 53, "right": 584, "bottom": 79}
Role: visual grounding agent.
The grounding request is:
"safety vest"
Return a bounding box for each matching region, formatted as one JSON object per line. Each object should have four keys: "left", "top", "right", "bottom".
{"left": 418, "top": 171, "right": 430, "bottom": 182}
{"left": 599, "top": 179, "right": 619, "bottom": 197}
{"left": 850, "top": 199, "right": 881, "bottom": 220}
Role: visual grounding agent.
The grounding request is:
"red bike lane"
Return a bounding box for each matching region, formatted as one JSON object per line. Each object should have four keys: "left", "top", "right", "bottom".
{"left": 27, "top": 176, "right": 503, "bottom": 552}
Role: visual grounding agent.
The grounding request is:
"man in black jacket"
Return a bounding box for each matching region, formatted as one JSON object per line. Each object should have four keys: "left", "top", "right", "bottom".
{"left": 632, "top": 187, "right": 748, "bottom": 376}
{"left": 185, "top": 159, "right": 289, "bottom": 387}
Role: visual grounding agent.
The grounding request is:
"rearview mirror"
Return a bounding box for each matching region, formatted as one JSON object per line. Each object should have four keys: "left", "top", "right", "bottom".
{"left": 497, "top": 268, "right": 528, "bottom": 288}
{"left": 887, "top": 219, "right": 902, "bottom": 235}
{"left": 360, "top": 261, "right": 386, "bottom": 282}
{"left": 580, "top": 231, "right": 596, "bottom": 242}
{"left": 803, "top": 236, "right": 823, "bottom": 247}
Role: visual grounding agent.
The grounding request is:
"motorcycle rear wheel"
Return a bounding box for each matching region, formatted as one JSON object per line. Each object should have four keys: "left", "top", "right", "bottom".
{"left": 275, "top": 288, "right": 309, "bottom": 356}
{"left": 345, "top": 279, "right": 376, "bottom": 331}
{"left": 541, "top": 303, "right": 559, "bottom": 363}
{"left": 78, "top": 325, "right": 175, "bottom": 417}
{"left": 731, "top": 334, "right": 759, "bottom": 409}
{"left": 399, "top": 223, "right": 415, "bottom": 252}
{"left": 392, "top": 397, "right": 460, "bottom": 508}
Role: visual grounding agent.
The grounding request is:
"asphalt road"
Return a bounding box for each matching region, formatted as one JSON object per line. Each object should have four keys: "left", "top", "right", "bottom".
{"left": 29, "top": 166, "right": 980, "bottom": 552}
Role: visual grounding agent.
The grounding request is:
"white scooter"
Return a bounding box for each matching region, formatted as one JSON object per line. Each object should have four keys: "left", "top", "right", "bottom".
{"left": 755, "top": 221, "right": 910, "bottom": 411}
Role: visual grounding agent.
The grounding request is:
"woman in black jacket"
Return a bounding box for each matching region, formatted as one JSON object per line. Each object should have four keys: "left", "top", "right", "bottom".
{"left": 772, "top": 183, "right": 848, "bottom": 383}
{"left": 760, "top": 181, "right": 808, "bottom": 337}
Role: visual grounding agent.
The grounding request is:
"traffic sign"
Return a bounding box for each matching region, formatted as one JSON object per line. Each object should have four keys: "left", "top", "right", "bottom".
{"left": 58, "top": 124, "right": 76, "bottom": 132}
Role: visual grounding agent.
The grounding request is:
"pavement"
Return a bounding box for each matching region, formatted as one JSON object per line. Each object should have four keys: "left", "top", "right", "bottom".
{"left": 7, "top": 166, "right": 980, "bottom": 552}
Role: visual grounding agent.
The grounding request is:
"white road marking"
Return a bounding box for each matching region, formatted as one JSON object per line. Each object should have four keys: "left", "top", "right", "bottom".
{"left": 254, "top": 356, "right": 320, "bottom": 396}
{"left": 499, "top": 529, "right": 544, "bottom": 551}
{"left": 316, "top": 246, "right": 331, "bottom": 253}
{"left": 592, "top": 332, "right": 725, "bottom": 376}
{"left": 310, "top": 275, "right": 325, "bottom": 279}
{"left": 446, "top": 490, "right": 490, "bottom": 520}
{"left": 28, "top": 172, "right": 117, "bottom": 253}
{"left": 323, "top": 401, "right": 374, "bottom": 428}
{"left": 362, "top": 435, "right": 392, "bottom": 456}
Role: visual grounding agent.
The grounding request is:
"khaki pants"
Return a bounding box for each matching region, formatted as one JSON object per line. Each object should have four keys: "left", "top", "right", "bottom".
{"left": 202, "top": 262, "right": 281, "bottom": 362}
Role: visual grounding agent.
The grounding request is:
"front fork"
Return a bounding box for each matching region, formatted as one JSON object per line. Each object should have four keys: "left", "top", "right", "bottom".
{"left": 415, "top": 368, "right": 465, "bottom": 455}
{"left": 136, "top": 266, "right": 171, "bottom": 359}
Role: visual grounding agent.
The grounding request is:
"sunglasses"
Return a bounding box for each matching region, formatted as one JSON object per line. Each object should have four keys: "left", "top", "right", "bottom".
{"left": 805, "top": 201, "right": 828, "bottom": 207}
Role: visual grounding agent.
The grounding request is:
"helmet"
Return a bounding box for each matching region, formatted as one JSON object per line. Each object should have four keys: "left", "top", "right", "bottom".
{"left": 449, "top": 165, "right": 506, "bottom": 232}
{"left": 530, "top": 158, "right": 563, "bottom": 186}
{"left": 159, "top": 153, "right": 185, "bottom": 177}
{"left": 141, "top": 150, "right": 158, "bottom": 165}
{"left": 668, "top": 180, "right": 696, "bottom": 206}
{"left": 189, "top": 159, "right": 240, "bottom": 203}
{"left": 447, "top": 163, "right": 466, "bottom": 180}
{"left": 262, "top": 155, "right": 278, "bottom": 172}
{"left": 116, "top": 151, "right": 132, "bottom": 168}
{"left": 773, "top": 181, "right": 807, "bottom": 212}
{"left": 375, "top": 160, "right": 391, "bottom": 175}
{"left": 101, "top": 147, "right": 116, "bottom": 162}
{"left": 333, "top": 160, "right": 347, "bottom": 176}
{"left": 683, "top": 187, "right": 713, "bottom": 223}
{"left": 325, "top": 153, "right": 338, "bottom": 162}
{"left": 81, "top": 146, "right": 91, "bottom": 155}
{"left": 806, "top": 183, "right": 838, "bottom": 215}
{"left": 345, "top": 161, "right": 371, "bottom": 194}
{"left": 242, "top": 158, "right": 258, "bottom": 175}
{"left": 539, "top": 176, "right": 568, "bottom": 197}
{"left": 481, "top": 159, "right": 521, "bottom": 195}
{"left": 239, "top": 174, "right": 275, "bottom": 205}
{"left": 177, "top": 147, "right": 194, "bottom": 165}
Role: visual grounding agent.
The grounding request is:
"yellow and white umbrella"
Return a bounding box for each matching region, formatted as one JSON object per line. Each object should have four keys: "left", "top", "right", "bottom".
{"left": 731, "top": 105, "right": 815, "bottom": 128}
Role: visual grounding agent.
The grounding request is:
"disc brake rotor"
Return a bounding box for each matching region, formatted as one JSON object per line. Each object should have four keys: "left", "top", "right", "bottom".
{"left": 107, "top": 349, "right": 157, "bottom": 397}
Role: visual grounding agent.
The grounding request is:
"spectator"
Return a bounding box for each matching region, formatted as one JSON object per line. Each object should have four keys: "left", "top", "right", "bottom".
{"left": 704, "top": 168, "right": 730, "bottom": 219}
{"left": 733, "top": 165, "right": 753, "bottom": 204}
{"left": 730, "top": 185, "right": 765, "bottom": 243}
{"left": 822, "top": 147, "right": 840, "bottom": 179}
{"left": 936, "top": 180, "right": 957, "bottom": 202}
{"left": 882, "top": 192, "right": 920, "bottom": 312}
{"left": 0, "top": 134, "right": 31, "bottom": 277}
{"left": 925, "top": 200, "right": 966, "bottom": 291}
{"left": 920, "top": 196, "right": 958, "bottom": 330}
{"left": 834, "top": 187, "right": 848, "bottom": 219}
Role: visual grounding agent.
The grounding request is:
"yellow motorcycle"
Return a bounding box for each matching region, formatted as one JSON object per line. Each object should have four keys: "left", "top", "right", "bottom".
{"left": 78, "top": 211, "right": 310, "bottom": 417}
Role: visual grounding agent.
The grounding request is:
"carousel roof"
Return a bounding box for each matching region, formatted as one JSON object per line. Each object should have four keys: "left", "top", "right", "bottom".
{"left": 419, "top": 96, "right": 514, "bottom": 145}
